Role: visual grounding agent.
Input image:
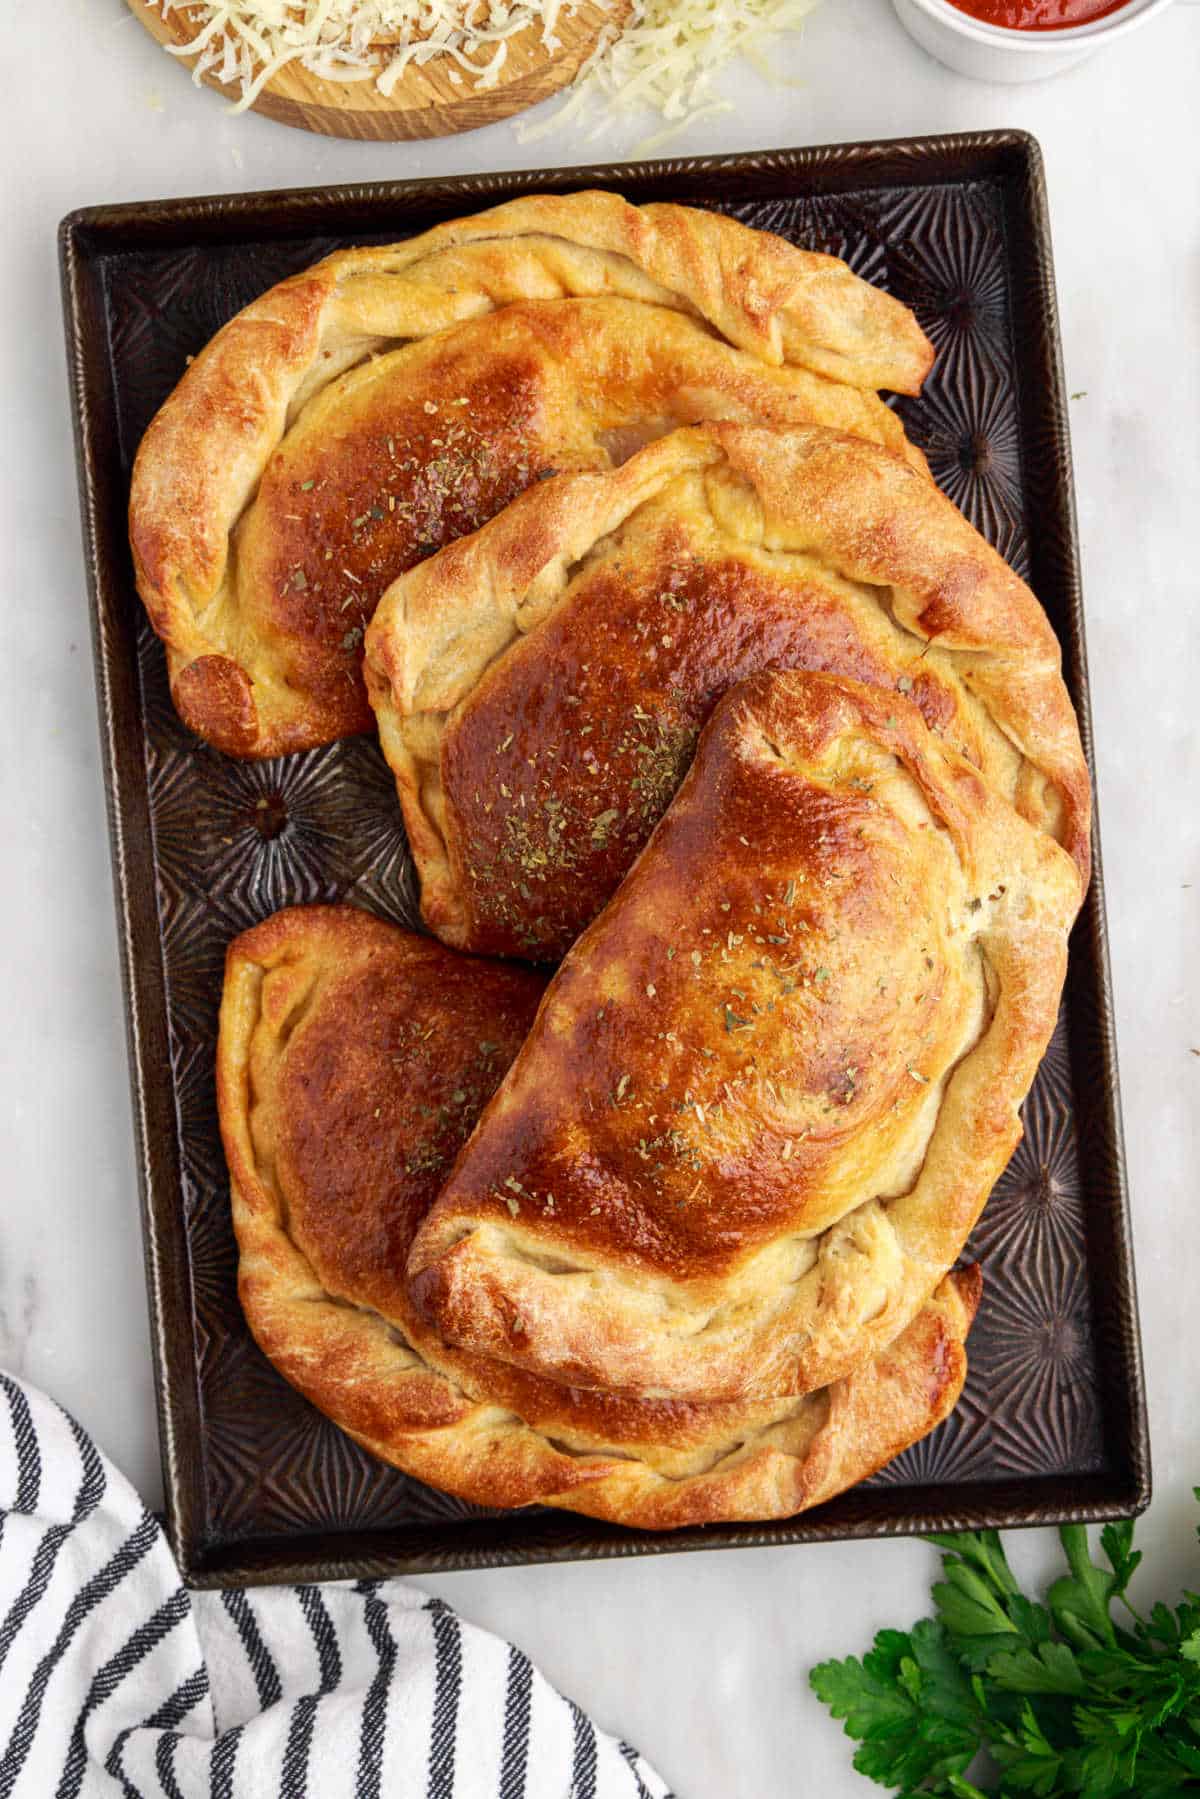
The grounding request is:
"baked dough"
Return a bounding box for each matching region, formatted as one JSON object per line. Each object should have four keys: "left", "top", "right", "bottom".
{"left": 366, "top": 422, "right": 1091, "bottom": 961}
{"left": 129, "top": 191, "right": 933, "bottom": 759}
{"left": 218, "top": 901, "right": 980, "bottom": 1526}
{"left": 406, "top": 670, "right": 1078, "bottom": 1403}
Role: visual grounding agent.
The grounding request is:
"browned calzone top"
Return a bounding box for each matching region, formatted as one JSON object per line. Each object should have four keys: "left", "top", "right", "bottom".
{"left": 365, "top": 423, "right": 1090, "bottom": 962}
{"left": 129, "top": 191, "right": 932, "bottom": 759}
{"left": 218, "top": 901, "right": 980, "bottom": 1526}
{"left": 406, "top": 670, "right": 1078, "bottom": 1405}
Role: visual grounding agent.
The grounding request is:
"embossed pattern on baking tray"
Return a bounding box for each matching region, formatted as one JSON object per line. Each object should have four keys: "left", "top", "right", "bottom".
{"left": 107, "top": 171, "right": 1110, "bottom": 1564}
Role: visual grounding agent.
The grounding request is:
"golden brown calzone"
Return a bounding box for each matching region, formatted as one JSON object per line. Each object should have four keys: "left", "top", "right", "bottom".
{"left": 365, "top": 424, "right": 1090, "bottom": 962}
{"left": 406, "top": 670, "right": 1078, "bottom": 1405}
{"left": 218, "top": 902, "right": 980, "bottom": 1527}
{"left": 129, "top": 191, "right": 932, "bottom": 759}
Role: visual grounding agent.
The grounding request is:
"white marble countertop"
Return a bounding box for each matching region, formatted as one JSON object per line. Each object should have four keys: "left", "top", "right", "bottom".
{"left": 3, "top": 2, "right": 1199, "bottom": 1792}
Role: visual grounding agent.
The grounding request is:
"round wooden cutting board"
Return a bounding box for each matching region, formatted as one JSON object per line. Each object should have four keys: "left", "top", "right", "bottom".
{"left": 127, "top": 0, "right": 623, "bottom": 140}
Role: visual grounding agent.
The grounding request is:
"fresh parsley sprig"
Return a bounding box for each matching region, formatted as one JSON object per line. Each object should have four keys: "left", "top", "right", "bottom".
{"left": 810, "top": 1496, "right": 1200, "bottom": 1797}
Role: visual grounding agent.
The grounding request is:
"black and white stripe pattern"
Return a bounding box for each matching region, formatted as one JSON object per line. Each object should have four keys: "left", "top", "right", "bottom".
{"left": 0, "top": 1374, "right": 671, "bottom": 1799}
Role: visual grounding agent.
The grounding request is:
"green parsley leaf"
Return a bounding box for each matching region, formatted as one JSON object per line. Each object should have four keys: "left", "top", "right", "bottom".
{"left": 810, "top": 1498, "right": 1200, "bottom": 1798}
{"left": 1048, "top": 1525, "right": 1119, "bottom": 1651}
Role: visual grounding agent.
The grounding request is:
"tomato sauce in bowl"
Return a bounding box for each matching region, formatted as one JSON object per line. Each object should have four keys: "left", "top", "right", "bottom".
{"left": 945, "top": 0, "right": 1128, "bottom": 26}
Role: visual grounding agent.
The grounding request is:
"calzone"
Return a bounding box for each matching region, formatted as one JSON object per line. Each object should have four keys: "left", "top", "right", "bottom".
{"left": 218, "top": 902, "right": 980, "bottom": 1527}
{"left": 406, "top": 670, "right": 1079, "bottom": 1404}
{"left": 366, "top": 423, "right": 1090, "bottom": 961}
{"left": 129, "top": 192, "right": 932, "bottom": 759}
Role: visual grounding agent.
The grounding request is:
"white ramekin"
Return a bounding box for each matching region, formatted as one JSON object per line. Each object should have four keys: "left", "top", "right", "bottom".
{"left": 892, "top": 0, "right": 1177, "bottom": 81}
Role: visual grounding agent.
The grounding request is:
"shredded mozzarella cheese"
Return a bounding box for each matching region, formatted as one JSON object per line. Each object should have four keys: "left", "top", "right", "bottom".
{"left": 515, "top": 0, "right": 819, "bottom": 151}
{"left": 147, "top": 0, "right": 818, "bottom": 143}
{"left": 145, "top": 0, "right": 592, "bottom": 102}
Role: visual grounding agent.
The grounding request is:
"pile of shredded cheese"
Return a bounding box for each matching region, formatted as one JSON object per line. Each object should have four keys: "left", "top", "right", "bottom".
{"left": 516, "top": 0, "right": 819, "bottom": 151}
{"left": 147, "top": 0, "right": 819, "bottom": 140}
{"left": 146, "top": 0, "right": 583, "bottom": 101}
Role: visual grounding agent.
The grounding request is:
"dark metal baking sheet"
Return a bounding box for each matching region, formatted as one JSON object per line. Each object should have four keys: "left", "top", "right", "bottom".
{"left": 59, "top": 131, "right": 1149, "bottom": 1588}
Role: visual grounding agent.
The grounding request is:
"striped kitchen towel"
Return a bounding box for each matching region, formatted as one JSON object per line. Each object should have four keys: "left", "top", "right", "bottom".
{"left": 0, "top": 1373, "right": 671, "bottom": 1798}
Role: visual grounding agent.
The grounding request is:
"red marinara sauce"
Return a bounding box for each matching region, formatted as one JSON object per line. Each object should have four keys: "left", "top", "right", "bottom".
{"left": 945, "top": 0, "right": 1128, "bottom": 26}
